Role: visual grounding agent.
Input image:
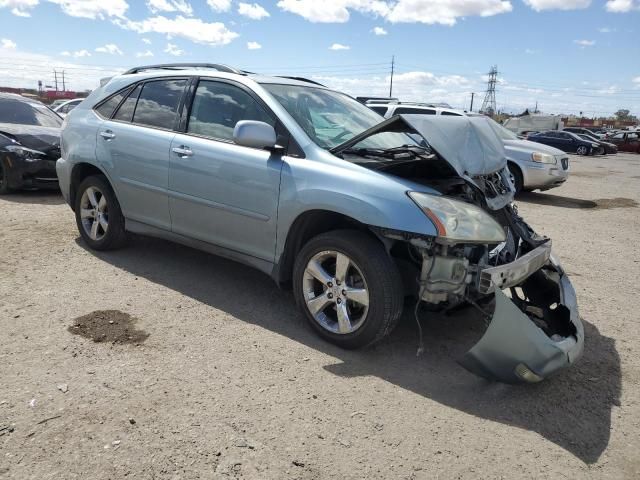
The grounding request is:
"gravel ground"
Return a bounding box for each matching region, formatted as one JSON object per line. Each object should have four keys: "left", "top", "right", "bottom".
{"left": 1, "top": 153, "right": 639, "bottom": 479}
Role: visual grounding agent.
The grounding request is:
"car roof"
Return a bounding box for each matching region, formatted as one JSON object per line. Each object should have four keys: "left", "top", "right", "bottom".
{"left": 0, "top": 92, "right": 40, "bottom": 103}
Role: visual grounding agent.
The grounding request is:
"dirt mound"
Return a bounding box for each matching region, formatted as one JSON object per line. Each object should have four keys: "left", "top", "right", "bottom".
{"left": 68, "top": 310, "right": 149, "bottom": 344}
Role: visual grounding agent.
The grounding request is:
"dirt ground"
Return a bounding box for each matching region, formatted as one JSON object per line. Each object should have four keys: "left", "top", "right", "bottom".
{"left": 1, "top": 153, "right": 639, "bottom": 479}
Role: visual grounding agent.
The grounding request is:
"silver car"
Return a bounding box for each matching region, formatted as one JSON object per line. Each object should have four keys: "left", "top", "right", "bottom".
{"left": 56, "top": 63, "right": 583, "bottom": 383}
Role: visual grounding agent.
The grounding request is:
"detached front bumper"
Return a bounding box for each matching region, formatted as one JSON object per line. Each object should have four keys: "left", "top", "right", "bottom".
{"left": 459, "top": 254, "right": 584, "bottom": 383}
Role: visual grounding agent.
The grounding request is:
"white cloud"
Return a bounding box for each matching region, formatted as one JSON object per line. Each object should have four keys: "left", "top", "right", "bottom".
{"left": 238, "top": 2, "right": 270, "bottom": 19}
{"left": 523, "top": 0, "right": 590, "bottom": 11}
{"left": 142, "top": 38, "right": 152, "bottom": 44}
{"left": 329, "top": 43, "right": 350, "bottom": 50}
{"left": 48, "top": 0, "right": 129, "bottom": 19}
{"left": 67, "top": 49, "right": 91, "bottom": 57}
{"left": 207, "top": 0, "right": 231, "bottom": 11}
{"left": 247, "top": 41, "right": 262, "bottom": 49}
{"left": 1, "top": 38, "right": 17, "bottom": 50}
{"left": 277, "top": 0, "right": 512, "bottom": 26}
{"left": 0, "top": 0, "right": 38, "bottom": 16}
{"left": 632, "top": 76, "right": 640, "bottom": 85}
{"left": 598, "top": 26, "right": 616, "bottom": 33}
{"left": 115, "top": 15, "right": 239, "bottom": 46}
{"left": 574, "top": 39, "right": 595, "bottom": 47}
{"left": 606, "top": 0, "right": 640, "bottom": 12}
{"left": 596, "top": 85, "right": 619, "bottom": 94}
{"left": 136, "top": 49, "right": 154, "bottom": 57}
{"left": 95, "top": 43, "right": 124, "bottom": 55}
{"left": 525, "top": 48, "right": 536, "bottom": 54}
{"left": 146, "top": 0, "right": 192, "bottom": 15}
{"left": 164, "top": 42, "right": 184, "bottom": 56}
{"left": 372, "top": 26, "right": 387, "bottom": 35}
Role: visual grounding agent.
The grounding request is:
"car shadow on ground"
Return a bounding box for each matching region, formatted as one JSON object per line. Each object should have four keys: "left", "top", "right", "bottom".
{"left": 79, "top": 235, "right": 621, "bottom": 465}
{"left": 516, "top": 192, "right": 597, "bottom": 209}
{"left": 0, "top": 190, "right": 64, "bottom": 205}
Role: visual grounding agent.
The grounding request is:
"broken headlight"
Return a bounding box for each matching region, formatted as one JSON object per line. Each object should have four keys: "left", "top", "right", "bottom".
{"left": 408, "top": 191, "right": 506, "bottom": 244}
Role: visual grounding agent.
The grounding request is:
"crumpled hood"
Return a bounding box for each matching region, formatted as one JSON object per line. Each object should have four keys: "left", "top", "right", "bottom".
{"left": 332, "top": 114, "right": 509, "bottom": 177}
{"left": 400, "top": 114, "right": 509, "bottom": 176}
{"left": 0, "top": 123, "right": 60, "bottom": 155}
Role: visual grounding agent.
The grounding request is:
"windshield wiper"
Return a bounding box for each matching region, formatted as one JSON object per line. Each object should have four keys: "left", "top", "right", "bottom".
{"left": 341, "top": 144, "right": 430, "bottom": 159}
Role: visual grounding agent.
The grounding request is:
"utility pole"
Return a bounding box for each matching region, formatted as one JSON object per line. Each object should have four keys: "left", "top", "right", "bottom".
{"left": 389, "top": 55, "right": 394, "bottom": 98}
{"left": 470, "top": 92, "right": 475, "bottom": 112}
{"left": 53, "top": 69, "right": 58, "bottom": 91}
{"left": 61, "top": 70, "right": 66, "bottom": 91}
{"left": 480, "top": 65, "right": 498, "bottom": 117}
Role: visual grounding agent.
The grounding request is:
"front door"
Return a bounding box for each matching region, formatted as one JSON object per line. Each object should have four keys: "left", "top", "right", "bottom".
{"left": 168, "top": 79, "right": 283, "bottom": 262}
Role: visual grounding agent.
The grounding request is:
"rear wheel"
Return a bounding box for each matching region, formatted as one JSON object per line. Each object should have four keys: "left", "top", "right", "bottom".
{"left": 576, "top": 145, "right": 588, "bottom": 156}
{"left": 293, "top": 230, "right": 404, "bottom": 349}
{"left": 74, "top": 175, "right": 127, "bottom": 250}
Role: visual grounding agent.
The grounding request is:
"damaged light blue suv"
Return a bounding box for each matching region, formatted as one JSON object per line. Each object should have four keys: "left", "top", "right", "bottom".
{"left": 57, "top": 64, "right": 583, "bottom": 383}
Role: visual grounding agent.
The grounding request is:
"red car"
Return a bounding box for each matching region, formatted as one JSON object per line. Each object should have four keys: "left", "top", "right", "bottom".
{"left": 607, "top": 131, "right": 640, "bottom": 153}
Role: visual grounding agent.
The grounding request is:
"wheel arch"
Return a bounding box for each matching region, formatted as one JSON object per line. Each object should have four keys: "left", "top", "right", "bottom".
{"left": 69, "top": 163, "right": 112, "bottom": 210}
{"left": 272, "top": 209, "right": 381, "bottom": 286}
{"left": 507, "top": 160, "right": 525, "bottom": 189}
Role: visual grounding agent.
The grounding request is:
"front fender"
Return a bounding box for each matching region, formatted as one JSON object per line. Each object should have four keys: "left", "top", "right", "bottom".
{"left": 275, "top": 155, "right": 439, "bottom": 260}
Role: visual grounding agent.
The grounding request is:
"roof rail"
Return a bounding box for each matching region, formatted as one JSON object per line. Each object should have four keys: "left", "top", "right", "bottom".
{"left": 123, "top": 63, "right": 245, "bottom": 75}
{"left": 356, "top": 96, "right": 399, "bottom": 104}
{"left": 275, "top": 76, "right": 326, "bottom": 87}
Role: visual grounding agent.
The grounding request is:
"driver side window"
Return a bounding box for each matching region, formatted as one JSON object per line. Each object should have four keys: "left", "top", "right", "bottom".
{"left": 187, "top": 80, "right": 275, "bottom": 142}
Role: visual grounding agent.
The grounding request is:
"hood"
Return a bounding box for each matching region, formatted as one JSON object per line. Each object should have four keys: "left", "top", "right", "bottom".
{"left": 331, "top": 114, "right": 508, "bottom": 177}
{"left": 0, "top": 123, "right": 60, "bottom": 154}
{"left": 504, "top": 138, "right": 565, "bottom": 156}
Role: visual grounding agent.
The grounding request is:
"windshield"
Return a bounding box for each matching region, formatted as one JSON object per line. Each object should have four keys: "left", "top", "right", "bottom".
{"left": 485, "top": 117, "right": 519, "bottom": 141}
{"left": 261, "top": 83, "right": 416, "bottom": 150}
{"left": 0, "top": 98, "right": 62, "bottom": 127}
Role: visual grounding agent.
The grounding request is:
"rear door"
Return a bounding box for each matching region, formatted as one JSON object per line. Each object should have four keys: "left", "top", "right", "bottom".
{"left": 95, "top": 78, "right": 188, "bottom": 230}
{"left": 625, "top": 133, "right": 639, "bottom": 153}
{"left": 168, "top": 78, "right": 286, "bottom": 262}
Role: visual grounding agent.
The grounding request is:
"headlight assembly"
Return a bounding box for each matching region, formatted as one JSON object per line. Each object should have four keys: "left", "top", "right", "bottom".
{"left": 408, "top": 192, "right": 506, "bottom": 244}
{"left": 5, "top": 144, "right": 46, "bottom": 162}
{"left": 531, "top": 152, "right": 556, "bottom": 164}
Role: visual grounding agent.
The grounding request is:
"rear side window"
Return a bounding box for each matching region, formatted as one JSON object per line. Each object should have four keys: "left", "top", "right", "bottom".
{"left": 441, "top": 111, "right": 463, "bottom": 116}
{"left": 187, "top": 80, "right": 274, "bottom": 142}
{"left": 113, "top": 85, "right": 142, "bottom": 122}
{"left": 395, "top": 107, "right": 436, "bottom": 115}
{"left": 132, "top": 79, "right": 187, "bottom": 130}
{"left": 96, "top": 89, "right": 128, "bottom": 119}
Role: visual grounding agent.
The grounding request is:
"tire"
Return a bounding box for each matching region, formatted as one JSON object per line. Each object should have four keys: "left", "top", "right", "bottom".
{"left": 508, "top": 163, "right": 524, "bottom": 193}
{"left": 576, "top": 145, "right": 588, "bottom": 156}
{"left": 74, "top": 175, "right": 127, "bottom": 250}
{"left": 293, "top": 229, "right": 404, "bottom": 349}
{"left": 0, "top": 160, "right": 14, "bottom": 194}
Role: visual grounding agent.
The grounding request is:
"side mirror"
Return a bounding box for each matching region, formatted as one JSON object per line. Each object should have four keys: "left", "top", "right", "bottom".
{"left": 233, "top": 120, "right": 277, "bottom": 150}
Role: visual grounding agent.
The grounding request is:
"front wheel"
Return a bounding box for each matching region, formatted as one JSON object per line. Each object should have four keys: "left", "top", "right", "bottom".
{"left": 508, "top": 163, "right": 524, "bottom": 193}
{"left": 576, "top": 145, "right": 589, "bottom": 156}
{"left": 0, "top": 160, "right": 14, "bottom": 194}
{"left": 293, "top": 230, "right": 404, "bottom": 349}
{"left": 74, "top": 175, "right": 127, "bottom": 250}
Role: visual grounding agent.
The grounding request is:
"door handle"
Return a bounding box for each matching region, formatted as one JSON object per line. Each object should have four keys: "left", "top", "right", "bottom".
{"left": 172, "top": 146, "right": 193, "bottom": 158}
{"left": 100, "top": 130, "right": 116, "bottom": 140}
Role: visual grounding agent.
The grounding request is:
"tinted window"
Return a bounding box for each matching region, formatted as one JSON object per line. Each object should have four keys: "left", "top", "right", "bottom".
{"left": 369, "top": 106, "right": 387, "bottom": 115}
{"left": 113, "top": 85, "right": 142, "bottom": 122}
{"left": 612, "top": 133, "right": 624, "bottom": 139}
{"left": 629, "top": 133, "right": 639, "bottom": 140}
{"left": 395, "top": 107, "right": 436, "bottom": 115}
{"left": 96, "top": 90, "right": 128, "bottom": 119}
{"left": 133, "top": 79, "right": 187, "bottom": 129}
{"left": 0, "top": 98, "right": 62, "bottom": 127}
{"left": 187, "top": 80, "right": 274, "bottom": 141}
{"left": 441, "top": 111, "right": 463, "bottom": 116}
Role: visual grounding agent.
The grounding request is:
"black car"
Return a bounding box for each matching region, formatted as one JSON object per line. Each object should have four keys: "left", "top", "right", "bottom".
{"left": 527, "top": 130, "right": 600, "bottom": 155}
{"left": 0, "top": 93, "right": 62, "bottom": 193}
{"left": 576, "top": 133, "right": 618, "bottom": 155}
{"left": 563, "top": 127, "right": 603, "bottom": 138}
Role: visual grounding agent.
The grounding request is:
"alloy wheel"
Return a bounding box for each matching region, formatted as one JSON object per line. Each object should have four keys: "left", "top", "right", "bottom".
{"left": 302, "top": 250, "right": 370, "bottom": 334}
{"left": 79, "top": 186, "right": 109, "bottom": 241}
{"left": 577, "top": 146, "right": 588, "bottom": 155}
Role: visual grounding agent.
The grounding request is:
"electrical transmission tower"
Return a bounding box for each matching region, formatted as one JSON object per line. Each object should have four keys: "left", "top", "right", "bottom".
{"left": 480, "top": 65, "right": 498, "bottom": 117}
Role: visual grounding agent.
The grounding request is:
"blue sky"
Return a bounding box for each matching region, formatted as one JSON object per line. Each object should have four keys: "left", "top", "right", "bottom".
{"left": 0, "top": 0, "right": 638, "bottom": 116}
